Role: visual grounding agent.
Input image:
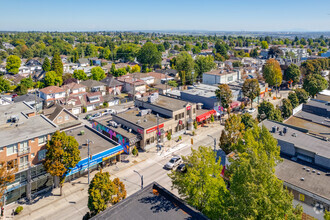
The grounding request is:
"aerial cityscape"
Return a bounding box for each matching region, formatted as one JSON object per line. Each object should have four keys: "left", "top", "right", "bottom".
{"left": 0, "top": 0, "right": 330, "bottom": 220}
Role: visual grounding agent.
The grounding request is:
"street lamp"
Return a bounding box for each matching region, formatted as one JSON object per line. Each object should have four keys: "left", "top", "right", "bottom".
{"left": 133, "top": 170, "right": 143, "bottom": 190}
{"left": 207, "top": 135, "right": 217, "bottom": 151}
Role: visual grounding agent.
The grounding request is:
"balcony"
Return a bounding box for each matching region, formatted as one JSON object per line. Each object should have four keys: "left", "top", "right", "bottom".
{"left": 17, "top": 147, "right": 30, "bottom": 156}
{"left": 18, "top": 162, "right": 30, "bottom": 171}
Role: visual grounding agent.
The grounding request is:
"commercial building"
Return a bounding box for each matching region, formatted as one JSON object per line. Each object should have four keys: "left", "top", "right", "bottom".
{"left": 0, "top": 102, "right": 58, "bottom": 204}
{"left": 202, "top": 69, "right": 242, "bottom": 85}
{"left": 91, "top": 182, "right": 208, "bottom": 220}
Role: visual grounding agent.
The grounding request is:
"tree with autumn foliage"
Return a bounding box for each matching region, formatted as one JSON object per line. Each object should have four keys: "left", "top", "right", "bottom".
{"left": 88, "top": 171, "right": 126, "bottom": 216}
{"left": 215, "top": 84, "right": 232, "bottom": 111}
{"left": 242, "top": 78, "right": 260, "bottom": 109}
{"left": 0, "top": 162, "right": 16, "bottom": 206}
{"left": 263, "top": 58, "right": 282, "bottom": 94}
{"left": 44, "top": 131, "right": 80, "bottom": 196}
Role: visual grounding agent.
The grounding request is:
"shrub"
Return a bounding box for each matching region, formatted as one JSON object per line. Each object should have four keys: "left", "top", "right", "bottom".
{"left": 82, "top": 107, "right": 87, "bottom": 113}
{"left": 132, "top": 146, "right": 138, "bottom": 156}
{"left": 193, "top": 121, "right": 198, "bottom": 130}
{"left": 103, "top": 102, "right": 109, "bottom": 108}
{"left": 15, "top": 206, "right": 23, "bottom": 214}
{"left": 192, "top": 131, "right": 195, "bottom": 136}
{"left": 178, "top": 136, "right": 182, "bottom": 141}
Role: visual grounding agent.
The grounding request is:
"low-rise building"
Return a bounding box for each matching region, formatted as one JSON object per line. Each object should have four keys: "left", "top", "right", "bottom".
{"left": 203, "top": 69, "right": 242, "bottom": 85}
{"left": 39, "top": 86, "right": 66, "bottom": 106}
{"left": 100, "top": 76, "right": 123, "bottom": 95}
{"left": 13, "top": 93, "right": 43, "bottom": 112}
{"left": 80, "top": 79, "right": 106, "bottom": 96}
{"left": 43, "top": 104, "right": 81, "bottom": 130}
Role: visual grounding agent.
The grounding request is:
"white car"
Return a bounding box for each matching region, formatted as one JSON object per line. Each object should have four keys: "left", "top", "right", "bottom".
{"left": 247, "top": 108, "right": 256, "bottom": 113}
{"left": 164, "top": 156, "right": 182, "bottom": 170}
{"left": 103, "top": 109, "right": 117, "bottom": 115}
{"left": 88, "top": 112, "right": 102, "bottom": 120}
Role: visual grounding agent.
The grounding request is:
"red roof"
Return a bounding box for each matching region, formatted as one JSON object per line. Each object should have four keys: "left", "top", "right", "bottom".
{"left": 39, "top": 86, "right": 65, "bottom": 94}
{"left": 196, "top": 110, "right": 216, "bottom": 122}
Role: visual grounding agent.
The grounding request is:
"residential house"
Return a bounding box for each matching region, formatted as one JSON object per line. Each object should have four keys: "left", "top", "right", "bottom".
{"left": 43, "top": 104, "right": 81, "bottom": 130}
{"left": 0, "top": 65, "right": 6, "bottom": 73}
{"left": 58, "top": 95, "right": 83, "bottom": 115}
{"left": 39, "top": 86, "right": 66, "bottom": 106}
{"left": 80, "top": 79, "right": 106, "bottom": 96}
{"left": 78, "top": 58, "right": 89, "bottom": 67}
{"left": 117, "top": 75, "right": 147, "bottom": 94}
{"left": 0, "top": 95, "right": 13, "bottom": 106}
{"left": 147, "top": 72, "right": 174, "bottom": 84}
{"left": 25, "top": 59, "right": 42, "bottom": 72}
{"left": 61, "top": 82, "right": 87, "bottom": 96}
{"left": 13, "top": 93, "right": 43, "bottom": 112}
{"left": 101, "top": 76, "right": 123, "bottom": 95}
{"left": 82, "top": 92, "right": 104, "bottom": 112}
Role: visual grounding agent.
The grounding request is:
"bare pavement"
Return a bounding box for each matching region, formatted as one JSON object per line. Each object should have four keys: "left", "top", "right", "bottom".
{"left": 7, "top": 122, "right": 223, "bottom": 220}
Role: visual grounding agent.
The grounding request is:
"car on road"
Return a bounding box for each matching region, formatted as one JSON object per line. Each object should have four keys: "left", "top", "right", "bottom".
{"left": 247, "top": 108, "right": 256, "bottom": 114}
{"left": 85, "top": 114, "right": 92, "bottom": 120}
{"left": 164, "top": 156, "right": 182, "bottom": 170}
{"left": 103, "top": 108, "right": 117, "bottom": 115}
{"left": 88, "top": 112, "right": 102, "bottom": 120}
{"left": 176, "top": 163, "right": 187, "bottom": 173}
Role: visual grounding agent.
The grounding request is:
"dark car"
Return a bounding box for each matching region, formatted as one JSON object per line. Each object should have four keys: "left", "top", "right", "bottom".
{"left": 176, "top": 163, "right": 187, "bottom": 173}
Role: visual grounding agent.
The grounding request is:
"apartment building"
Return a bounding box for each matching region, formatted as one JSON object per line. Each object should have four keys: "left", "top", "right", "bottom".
{"left": 0, "top": 102, "right": 58, "bottom": 204}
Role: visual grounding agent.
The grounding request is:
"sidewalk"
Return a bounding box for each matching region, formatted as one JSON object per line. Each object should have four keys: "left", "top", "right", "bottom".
{"left": 7, "top": 121, "right": 223, "bottom": 220}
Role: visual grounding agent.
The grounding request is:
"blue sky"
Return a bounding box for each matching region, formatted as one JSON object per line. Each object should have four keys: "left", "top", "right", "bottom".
{"left": 1, "top": 0, "right": 330, "bottom": 31}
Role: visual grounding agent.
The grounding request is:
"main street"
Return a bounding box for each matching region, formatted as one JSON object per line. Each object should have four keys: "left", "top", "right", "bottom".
{"left": 16, "top": 123, "right": 223, "bottom": 220}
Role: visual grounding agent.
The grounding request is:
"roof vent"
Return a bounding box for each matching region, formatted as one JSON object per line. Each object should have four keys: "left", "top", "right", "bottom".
{"left": 300, "top": 177, "right": 304, "bottom": 181}
{"left": 312, "top": 170, "right": 316, "bottom": 173}
{"left": 317, "top": 172, "right": 321, "bottom": 175}
{"left": 303, "top": 167, "right": 306, "bottom": 170}
{"left": 292, "top": 133, "right": 297, "bottom": 137}
{"left": 306, "top": 168, "right": 310, "bottom": 172}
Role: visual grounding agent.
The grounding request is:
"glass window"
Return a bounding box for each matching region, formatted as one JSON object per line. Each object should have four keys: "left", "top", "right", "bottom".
{"left": 20, "top": 141, "right": 28, "bottom": 150}
{"left": 65, "top": 115, "right": 69, "bottom": 121}
{"left": 175, "top": 115, "right": 178, "bottom": 120}
{"left": 38, "top": 136, "right": 47, "bottom": 145}
{"left": 57, "top": 116, "right": 63, "bottom": 123}
{"left": 38, "top": 149, "right": 47, "bottom": 161}
{"left": 7, "top": 144, "right": 18, "bottom": 156}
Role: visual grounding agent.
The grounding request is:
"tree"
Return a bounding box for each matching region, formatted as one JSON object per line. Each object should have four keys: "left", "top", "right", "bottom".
{"left": 202, "top": 42, "right": 208, "bottom": 50}
{"left": 88, "top": 171, "right": 126, "bottom": 216}
{"left": 228, "top": 125, "right": 300, "bottom": 219}
{"left": 249, "top": 48, "right": 259, "bottom": 58}
{"left": 284, "top": 64, "right": 301, "bottom": 85}
{"left": 288, "top": 92, "right": 299, "bottom": 108}
{"left": 157, "top": 44, "right": 165, "bottom": 52}
{"left": 192, "top": 46, "right": 201, "bottom": 54}
{"left": 261, "top": 41, "right": 269, "bottom": 49}
{"left": 258, "top": 101, "right": 283, "bottom": 122}
{"left": 0, "top": 161, "right": 16, "bottom": 207}
{"left": 14, "top": 84, "right": 28, "bottom": 95}
{"left": 73, "top": 69, "right": 88, "bottom": 81}
{"left": 0, "top": 77, "right": 11, "bottom": 93}
{"left": 167, "top": 80, "right": 178, "bottom": 87}
{"left": 215, "top": 84, "right": 232, "bottom": 109}
{"left": 220, "top": 114, "right": 245, "bottom": 154}
{"left": 137, "top": 42, "right": 161, "bottom": 68}
{"left": 324, "top": 210, "right": 330, "bottom": 220}
{"left": 242, "top": 79, "right": 260, "bottom": 109}
{"left": 90, "top": 67, "right": 106, "bottom": 81}
{"left": 303, "top": 74, "right": 328, "bottom": 97}
{"left": 168, "top": 146, "right": 228, "bottom": 219}
{"left": 6, "top": 55, "right": 21, "bottom": 74}
{"left": 42, "top": 57, "right": 51, "bottom": 72}
{"left": 44, "top": 71, "right": 63, "bottom": 86}
{"left": 194, "top": 55, "right": 216, "bottom": 78}
{"left": 281, "top": 98, "right": 293, "bottom": 118}
{"left": 268, "top": 46, "right": 283, "bottom": 58}
{"left": 241, "top": 113, "right": 256, "bottom": 130}
{"left": 295, "top": 88, "right": 309, "bottom": 104}
{"left": 215, "top": 41, "right": 227, "bottom": 57}
{"left": 44, "top": 131, "right": 80, "bottom": 196}
{"left": 176, "top": 52, "right": 195, "bottom": 84}
{"left": 51, "top": 53, "right": 63, "bottom": 77}
{"left": 130, "top": 64, "right": 141, "bottom": 73}
{"left": 163, "top": 41, "right": 171, "bottom": 50}
{"left": 20, "top": 77, "right": 34, "bottom": 89}
{"left": 263, "top": 59, "right": 282, "bottom": 94}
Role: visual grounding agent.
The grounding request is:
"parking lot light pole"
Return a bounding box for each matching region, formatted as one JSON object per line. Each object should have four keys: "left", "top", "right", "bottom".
{"left": 207, "top": 135, "right": 217, "bottom": 151}
{"left": 133, "top": 170, "right": 143, "bottom": 190}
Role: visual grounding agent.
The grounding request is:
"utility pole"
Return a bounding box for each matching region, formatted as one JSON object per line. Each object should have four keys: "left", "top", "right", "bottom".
{"left": 133, "top": 170, "right": 143, "bottom": 190}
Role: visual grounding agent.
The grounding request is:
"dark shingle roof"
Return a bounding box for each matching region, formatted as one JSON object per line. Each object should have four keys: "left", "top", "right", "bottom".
{"left": 101, "top": 76, "right": 123, "bottom": 87}
{"left": 91, "top": 182, "right": 208, "bottom": 220}
{"left": 80, "top": 79, "right": 105, "bottom": 88}
{"left": 13, "top": 93, "right": 43, "bottom": 103}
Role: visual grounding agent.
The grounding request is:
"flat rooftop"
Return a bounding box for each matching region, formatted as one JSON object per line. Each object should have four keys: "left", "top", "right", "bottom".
{"left": 295, "top": 111, "right": 330, "bottom": 127}
{"left": 285, "top": 116, "right": 330, "bottom": 138}
{"left": 65, "top": 125, "right": 119, "bottom": 159}
{"left": 91, "top": 182, "right": 208, "bottom": 220}
{"left": 306, "top": 99, "right": 330, "bottom": 110}
{"left": 275, "top": 158, "right": 330, "bottom": 201}
{"left": 113, "top": 108, "right": 170, "bottom": 129}
{"left": 181, "top": 88, "right": 217, "bottom": 99}
{"left": 0, "top": 114, "right": 58, "bottom": 147}
{"left": 0, "top": 102, "right": 34, "bottom": 125}
{"left": 262, "top": 120, "right": 330, "bottom": 158}
{"left": 138, "top": 95, "right": 193, "bottom": 111}
{"left": 95, "top": 117, "right": 138, "bottom": 139}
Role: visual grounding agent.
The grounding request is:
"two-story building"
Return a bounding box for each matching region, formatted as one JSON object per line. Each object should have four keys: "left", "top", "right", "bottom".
{"left": 39, "top": 86, "right": 66, "bottom": 106}
{"left": 0, "top": 102, "right": 58, "bottom": 204}
{"left": 202, "top": 69, "right": 242, "bottom": 85}
{"left": 80, "top": 79, "right": 106, "bottom": 96}
{"left": 61, "top": 82, "right": 87, "bottom": 96}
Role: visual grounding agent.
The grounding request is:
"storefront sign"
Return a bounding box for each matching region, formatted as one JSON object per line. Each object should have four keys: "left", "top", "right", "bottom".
{"left": 196, "top": 110, "right": 216, "bottom": 122}
{"left": 137, "top": 128, "right": 144, "bottom": 134}
{"left": 146, "top": 124, "right": 164, "bottom": 134}
{"left": 186, "top": 105, "right": 191, "bottom": 110}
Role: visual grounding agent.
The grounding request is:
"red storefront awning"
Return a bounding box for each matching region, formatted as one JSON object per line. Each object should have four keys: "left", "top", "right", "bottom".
{"left": 196, "top": 110, "right": 216, "bottom": 122}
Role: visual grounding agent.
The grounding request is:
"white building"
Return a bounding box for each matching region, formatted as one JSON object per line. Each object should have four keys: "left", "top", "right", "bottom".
{"left": 202, "top": 69, "right": 242, "bottom": 85}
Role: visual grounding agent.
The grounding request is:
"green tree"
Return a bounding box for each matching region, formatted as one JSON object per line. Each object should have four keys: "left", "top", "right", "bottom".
{"left": 14, "top": 84, "right": 28, "bottom": 95}
{"left": 241, "top": 113, "right": 256, "bottom": 130}
{"left": 0, "top": 77, "right": 11, "bottom": 93}
{"left": 249, "top": 48, "right": 259, "bottom": 58}
{"left": 194, "top": 55, "right": 216, "bottom": 78}
{"left": 90, "top": 67, "right": 106, "bottom": 81}
{"left": 324, "top": 210, "right": 330, "bottom": 220}
{"left": 42, "top": 57, "right": 51, "bottom": 72}
{"left": 157, "top": 44, "right": 165, "bottom": 52}
{"left": 215, "top": 84, "right": 232, "bottom": 109}
{"left": 215, "top": 41, "right": 228, "bottom": 57}
{"left": 44, "top": 71, "right": 63, "bottom": 86}
{"left": 20, "top": 77, "right": 34, "bottom": 89}
{"left": 258, "top": 101, "right": 283, "bottom": 122}
{"left": 261, "top": 41, "right": 269, "bottom": 49}
{"left": 284, "top": 64, "right": 301, "bottom": 85}
{"left": 192, "top": 46, "right": 201, "bottom": 54}
{"left": 176, "top": 52, "right": 195, "bottom": 84}
{"left": 73, "top": 69, "right": 88, "bottom": 81}
{"left": 220, "top": 114, "right": 245, "bottom": 154}
{"left": 51, "top": 53, "right": 63, "bottom": 77}
{"left": 281, "top": 98, "right": 293, "bottom": 118}
{"left": 242, "top": 79, "right": 260, "bottom": 109}
{"left": 163, "top": 41, "right": 171, "bottom": 50}
{"left": 288, "top": 92, "right": 299, "bottom": 108}
{"left": 137, "top": 42, "right": 161, "bottom": 68}
{"left": 167, "top": 80, "right": 178, "bottom": 87}
{"left": 303, "top": 74, "right": 328, "bottom": 97}
{"left": 131, "top": 64, "right": 141, "bottom": 73}
{"left": 6, "top": 55, "right": 21, "bottom": 74}
{"left": 168, "top": 146, "right": 228, "bottom": 219}
{"left": 295, "top": 88, "right": 309, "bottom": 104}
{"left": 202, "top": 42, "right": 208, "bottom": 50}
{"left": 44, "top": 131, "right": 80, "bottom": 196}
{"left": 263, "top": 58, "right": 282, "bottom": 94}
{"left": 228, "top": 125, "right": 299, "bottom": 219}
{"left": 88, "top": 171, "right": 126, "bottom": 216}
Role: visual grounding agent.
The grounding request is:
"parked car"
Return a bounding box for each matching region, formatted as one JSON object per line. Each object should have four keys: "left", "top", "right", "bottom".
{"left": 103, "top": 108, "right": 117, "bottom": 115}
{"left": 164, "top": 156, "right": 182, "bottom": 170}
{"left": 88, "top": 112, "right": 102, "bottom": 120}
{"left": 247, "top": 108, "right": 256, "bottom": 113}
{"left": 176, "top": 163, "right": 187, "bottom": 173}
{"left": 85, "top": 114, "right": 92, "bottom": 120}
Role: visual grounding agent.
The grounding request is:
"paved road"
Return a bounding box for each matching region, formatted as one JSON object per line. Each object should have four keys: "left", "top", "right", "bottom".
{"left": 17, "top": 124, "right": 222, "bottom": 220}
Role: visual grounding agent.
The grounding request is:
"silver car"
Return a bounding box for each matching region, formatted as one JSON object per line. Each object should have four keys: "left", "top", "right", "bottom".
{"left": 164, "top": 156, "right": 182, "bottom": 170}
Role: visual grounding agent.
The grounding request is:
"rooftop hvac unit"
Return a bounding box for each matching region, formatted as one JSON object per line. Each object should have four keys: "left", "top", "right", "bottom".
{"left": 10, "top": 115, "right": 19, "bottom": 123}
{"left": 300, "top": 177, "right": 304, "bottom": 181}
{"left": 272, "top": 126, "right": 276, "bottom": 133}
{"left": 283, "top": 127, "right": 288, "bottom": 134}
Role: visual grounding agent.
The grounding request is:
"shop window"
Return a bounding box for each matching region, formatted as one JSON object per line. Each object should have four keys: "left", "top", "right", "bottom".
{"left": 175, "top": 115, "right": 178, "bottom": 120}
{"left": 146, "top": 139, "right": 150, "bottom": 145}
{"left": 38, "top": 136, "right": 47, "bottom": 145}
{"left": 150, "top": 137, "right": 154, "bottom": 143}
{"left": 181, "top": 113, "right": 184, "bottom": 118}
{"left": 7, "top": 144, "right": 18, "bottom": 156}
